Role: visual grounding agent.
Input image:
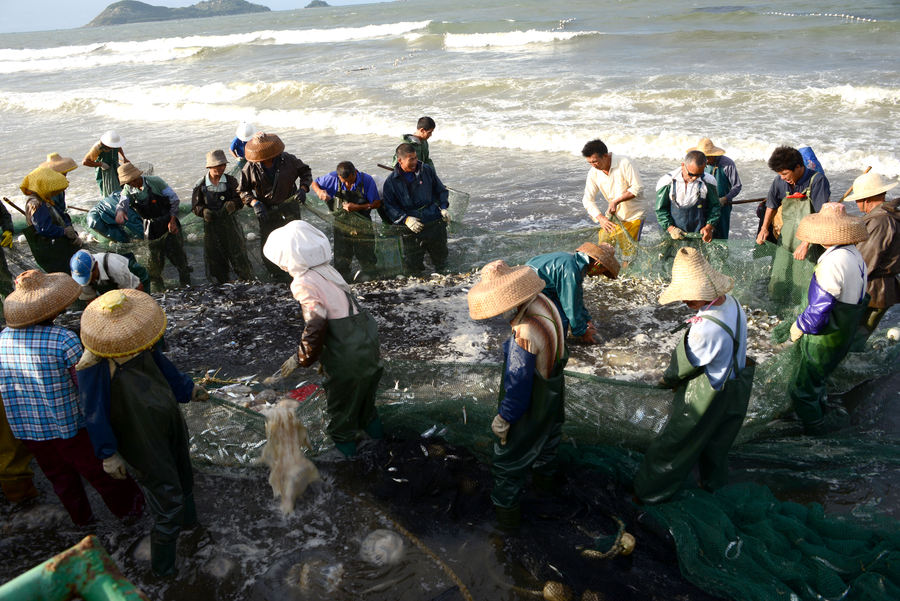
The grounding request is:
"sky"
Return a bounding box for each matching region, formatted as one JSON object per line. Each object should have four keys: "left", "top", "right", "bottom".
{"left": 0, "top": 0, "right": 377, "bottom": 34}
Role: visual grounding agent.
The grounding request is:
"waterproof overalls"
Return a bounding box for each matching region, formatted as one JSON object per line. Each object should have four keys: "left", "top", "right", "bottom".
{"left": 127, "top": 182, "right": 191, "bottom": 291}
{"left": 24, "top": 195, "right": 79, "bottom": 274}
{"left": 709, "top": 163, "right": 732, "bottom": 239}
{"left": 94, "top": 253, "right": 152, "bottom": 297}
{"left": 250, "top": 158, "right": 305, "bottom": 283}
{"left": 331, "top": 182, "right": 377, "bottom": 282}
{"left": 195, "top": 177, "right": 253, "bottom": 284}
{"left": 634, "top": 298, "right": 754, "bottom": 504}
{"left": 491, "top": 337, "right": 569, "bottom": 511}
{"left": 320, "top": 293, "right": 384, "bottom": 456}
{"left": 95, "top": 145, "right": 122, "bottom": 197}
{"left": 86, "top": 193, "right": 143, "bottom": 243}
{"left": 768, "top": 174, "right": 823, "bottom": 307}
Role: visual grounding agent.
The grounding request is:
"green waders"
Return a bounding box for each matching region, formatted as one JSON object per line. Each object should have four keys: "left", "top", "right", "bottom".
{"left": 258, "top": 199, "right": 302, "bottom": 283}
{"left": 0, "top": 250, "right": 13, "bottom": 298}
{"left": 331, "top": 185, "right": 377, "bottom": 282}
{"left": 491, "top": 347, "right": 568, "bottom": 526}
{"left": 769, "top": 176, "right": 823, "bottom": 308}
{"left": 634, "top": 305, "right": 754, "bottom": 504}
{"left": 95, "top": 147, "right": 121, "bottom": 197}
{"left": 147, "top": 228, "right": 191, "bottom": 291}
{"left": 203, "top": 209, "right": 253, "bottom": 284}
{"left": 22, "top": 225, "right": 78, "bottom": 275}
{"left": 109, "top": 351, "right": 195, "bottom": 577}
{"left": 790, "top": 296, "right": 869, "bottom": 427}
{"left": 319, "top": 293, "right": 384, "bottom": 457}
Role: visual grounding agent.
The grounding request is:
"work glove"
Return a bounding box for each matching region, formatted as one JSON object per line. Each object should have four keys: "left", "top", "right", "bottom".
{"left": 0, "top": 230, "right": 13, "bottom": 248}
{"left": 441, "top": 209, "right": 451, "bottom": 223}
{"left": 280, "top": 352, "right": 300, "bottom": 379}
{"left": 103, "top": 453, "right": 128, "bottom": 480}
{"left": 667, "top": 226, "right": 685, "bottom": 240}
{"left": 191, "top": 385, "right": 209, "bottom": 402}
{"left": 63, "top": 225, "right": 78, "bottom": 240}
{"left": 492, "top": 414, "right": 511, "bottom": 446}
{"left": 99, "top": 161, "right": 110, "bottom": 171}
{"left": 253, "top": 202, "right": 267, "bottom": 218}
{"left": 202, "top": 208, "right": 214, "bottom": 223}
{"left": 224, "top": 200, "right": 239, "bottom": 214}
{"left": 404, "top": 216, "right": 424, "bottom": 233}
{"left": 789, "top": 322, "right": 803, "bottom": 342}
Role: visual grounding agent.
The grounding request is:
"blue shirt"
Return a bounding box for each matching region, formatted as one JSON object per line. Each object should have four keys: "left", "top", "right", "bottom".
{"left": 314, "top": 171, "right": 380, "bottom": 204}
{"left": 31, "top": 192, "right": 73, "bottom": 238}
{"left": 0, "top": 325, "right": 84, "bottom": 441}
{"left": 230, "top": 137, "right": 246, "bottom": 158}
{"left": 765, "top": 168, "right": 831, "bottom": 212}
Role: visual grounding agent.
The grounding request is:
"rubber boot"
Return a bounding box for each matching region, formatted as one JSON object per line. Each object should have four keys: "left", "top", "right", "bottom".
{"left": 364, "top": 416, "right": 384, "bottom": 440}
{"left": 150, "top": 278, "right": 165, "bottom": 293}
{"left": 494, "top": 504, "right": 521, "bottom": 533}
{"left": 151, "top": 541, "right": 177, "bottom": 577}
{"left": 804, "top": 408, "right": 850, "bottom": 436}
{"left": 182, "top": 492, "right": 198, "bottom": 529}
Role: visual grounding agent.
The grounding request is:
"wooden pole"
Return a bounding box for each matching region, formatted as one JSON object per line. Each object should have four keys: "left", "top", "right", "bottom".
{"left": 2, "top": 197, "right": 26, "bottom": 216}
{"left": 726, "top": 197, "right": 766, "bottom": 206}
{"left": 840, "top": 166, "right": 872, "bottom": 201}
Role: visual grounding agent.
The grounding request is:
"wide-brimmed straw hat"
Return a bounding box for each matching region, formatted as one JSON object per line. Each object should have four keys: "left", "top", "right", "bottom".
{"left": 796, "top": 202, "right": 868, "bottom": 246}
{"left": 19, "top": 166, "right": 68, "bottom": 201}
{"left": 244, "top": 133, "right": 285, "bottom": 162}
{"left": 468, "top": 260, "right": 545, "bottom": 320}
{"left": 576, "top": 242, "right": 620, "bottom": 279}
{"left": 80, "top": 289, "right": 167, "bottom": 358}
{"left": 117, "top": 162, "right": 143, "bottom": 185}
{"left": 40, "top": 152, "right": 78, "bottom": 174}
{"left": 687, "top": 137, "right": 726, "bottom": 157}
{"left": 2, "top": 270, "right": 81, "bottom": 328}
{"left": 235, "top": 122, "right": 256, "bottom": 142}
{"left": 100, "top": 130, "right": 123, "bottom": 148}
{"left": 659, "top": 247, "right": 734, "bottom": 305}
{"left": 843, "top": 171, "right": 898, "bottom": 203}
{"left": 206, "top": 149, "right": 228, "bottom": 168}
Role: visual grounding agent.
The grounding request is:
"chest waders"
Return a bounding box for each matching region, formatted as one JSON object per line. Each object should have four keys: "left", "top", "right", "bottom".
{"left": 96, "top": 147, "right": 121, "bottom": 197}
{"left": 200, "top": 184, "right": 253, "bottom": 284}
{"left": 109, "top": 350, "right": 195, "bottom": 577}
{"left": 131, "top": 184, "right": 191, "bottom": 290}
{"left": 254, "top": 158, "right": 302, "bottom": 282}
{"left": 769, "top": 174, "right": 823, "bottom": 308}
{"left": 319, "top": 293, "right": 384, "bottom": 457}
{"left": 0, "top": 250, "right": 14, "bottom": 297}
{"left": 634, "top": 300, "right": 755, "bottom": 504}
{"left": 332, "top": 184, "right": 377, "bottom": 281}
{"left": 709, "top": 164, "right": 732, "bottom": 239}
{"left": 23, "top": 201, "right": 78, "bottom": 274}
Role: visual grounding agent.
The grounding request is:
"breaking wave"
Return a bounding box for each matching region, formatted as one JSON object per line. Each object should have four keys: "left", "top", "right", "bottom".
{"left": 443, "top": 29, "right": 599, "bottom": 50}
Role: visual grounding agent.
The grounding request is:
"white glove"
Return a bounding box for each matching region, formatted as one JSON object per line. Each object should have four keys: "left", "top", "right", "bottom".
{"left": 491, "top": 414, "right": 511, "bottom": 446}
{"left": 99, "top": 161, "right": 110, "bottom": 171}
{"left": 191, "top": 385, "right": 209, "bottom": 402}
{"left": 103, "top": 453, "right": 128, "bottom": 480}
{"left": 667, "top": 226, "right": 685, "bottom": 240}
{"left": 790, "top": 322, "right": 803, "bottom": 342}
{"left": 441, "top": 209, "right": 451, "bottom": 223}
{"left": 404, "top": 216, "right": 424, "bottom": 233}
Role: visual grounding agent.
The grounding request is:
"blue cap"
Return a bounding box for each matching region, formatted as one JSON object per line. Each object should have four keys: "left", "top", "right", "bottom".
{"left": 69, "top": 250, "right": 95, "bottom": 285}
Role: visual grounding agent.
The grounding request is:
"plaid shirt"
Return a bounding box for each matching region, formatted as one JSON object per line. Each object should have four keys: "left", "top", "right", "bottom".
{"left": 0, "top": 325, "right": 84, "bottom": 441}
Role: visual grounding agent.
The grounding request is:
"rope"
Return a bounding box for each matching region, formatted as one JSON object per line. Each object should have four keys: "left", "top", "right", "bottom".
{"left": 576, "top": 515, "right": 635, "bottom": 560}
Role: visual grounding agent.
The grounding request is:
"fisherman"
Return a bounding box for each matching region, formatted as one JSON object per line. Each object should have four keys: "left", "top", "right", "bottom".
{"left": 0, "top": 202, "right": 14, "bottom": 298}
{"left": 86, "top": 191, "right": 144, "bottom": 243}
{"left": 310, "top": 161, "right": 381, "bottom": 282}
{"left": 687, "top": 138, "right": 742, "bottom": 239}
{"left": 467, "top": 260, "right": 567, "bottom": 531}
{"left": 19, "top": 166, "right": 82, "bottom": 274}
{"left": 191, "top": 149, "right": 254, "bottom": 284}
{"left": 526, "top": 242, "right": 620, "bottom": 344}
{"left": 633, "top": 248, "right": 753, "bottom": 503}
{"left": 82, "top": 130, "right": 129, "bottom": 197}
{"left": 845, "top": 171, "right": 900, "bottom": 346}
{"left": 757, "top": 146, "right": 832, "bottom": 304}
{"left": 239, "top": 133, "right": 312, "bottom": 282}
{"left": 115, "top": 162, "right": 191, "bottom": 291}
{"left": 77, "top": 289, "right": 208, "bottom": 577}
{"left": 392, "top": 116, "right": 436, "bottom": 170}
{"left": 69, "top": 249, "right": 150, "bottom": 301}
{"left": 655, "top": 150, "right": 720, "bottom": 244}
{"left": 0, "top": 270, "right": 144, "bottom": 526}
{"left": 382, "top": 143, "right": 451, "bottom": 275}
{"left": 788, "top": 203, "right": 868, "bottom": 435}
{"left": 264, "top": 221, "right": 384, "bottom": 458}
{"left": 230, "top": 121, "right": 256, "bottom": 160}
{"left": 580, "top": 139, "right": 645, "bottom": 249}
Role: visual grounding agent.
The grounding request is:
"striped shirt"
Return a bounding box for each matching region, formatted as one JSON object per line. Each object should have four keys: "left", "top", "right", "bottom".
{"left": 511, "top": 293, "right": 565, "bottom": 378}
{"left": 0, "top": 325, "right": 84, "bottom": 441}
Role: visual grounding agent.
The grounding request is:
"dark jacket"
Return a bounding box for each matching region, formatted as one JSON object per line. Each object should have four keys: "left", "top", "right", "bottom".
{"left": 239, "top": 152, "right": 312, "bottom": 208}
{"left": 1, "top": 202, "right": 13, "bottom": 234}
{"left": 192, "top": 174, "right": 241, "bottom": 214}
{"left": 858, "top": 198, "right": 900, "bottom": 308}
{"left": 381, "top": 161, "right": 449, "bottom": 225}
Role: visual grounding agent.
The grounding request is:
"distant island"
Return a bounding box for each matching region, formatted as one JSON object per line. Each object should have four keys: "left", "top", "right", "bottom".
{"left": 87, "top": 0, "right": 270, "bottom": 27}
{"left": 306, "top": 1, "right": 330, "bottom": 6}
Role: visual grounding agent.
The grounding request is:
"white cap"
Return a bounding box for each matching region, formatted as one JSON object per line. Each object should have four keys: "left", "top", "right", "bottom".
{"left": 100, "top": 130, "right": 123, "bottom": 148}
{"left": 235, "top": 122, "right": 256, "bottom": 142}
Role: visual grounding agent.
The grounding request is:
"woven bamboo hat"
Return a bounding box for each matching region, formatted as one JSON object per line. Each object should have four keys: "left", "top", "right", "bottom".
{"left": 796, "top": 202, "right": 868, "bottom": 246}
{"left": 40, "top": 152, "right": 78, "bottom": 174}
{"left": 117, "top": 162, "right": 143, "bottom": 185}
{"left": 687, "top": 137, "right": 725, "bottom": 157}
{"left": 468, "top": 260, "right": 545, "bottom": 320}
{"left": 80, "top": 289, "right": 167, "bottom": 358}
{"left": 206, "top": 149, "right": 228, "bottom": 168}
{"left": 843, "top": 171, "right": 898, "bottom": 203}
{"left": 576, "top": 242, "right": 620, "bottom": 279}
{"left": 2, "top": 270, "right": 81, "bottom": 328}
{"left": 19, "top": 166, "right": 69, "bottom": 201}
{"left": 244, "top": 133, "right": 285, "bottom": 162}
{"left": 659, "top": 247, "right": 733, "bottom": 304}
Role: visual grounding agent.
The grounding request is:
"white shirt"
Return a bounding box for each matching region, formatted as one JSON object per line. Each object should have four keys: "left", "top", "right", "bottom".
{"left": 656, "top": 168, "right": 717, "bottom": 209}
{"left": 685, "top": 295, "right": 748, "bottom": 391}
{"left": 582, "top": 154, "right": 645, "bottom": 222}
{"left": 815, "top": 245, "right": 868, "bottom": 304}
{"left": 79, "top": 252, "right": 141, "bottom": 301}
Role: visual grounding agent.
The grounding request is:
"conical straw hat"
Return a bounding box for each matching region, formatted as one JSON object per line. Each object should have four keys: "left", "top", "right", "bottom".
{"left": 576, "top": 242, "right": 620, "bottom": 278}
{"left": 468, "top": 260, "right": 545, "bottom": 320}
{"left": 843, "top": 171, "right": 898, "bottom": 203}
{"left": 795, "top": 202, "right": 868, "bottom": 246}
{"left": 80, "top": 289, "right": 167, "bottom": 358}
{"left": 244, "top": 133, "right": 285, "bottom": 162}
{"left": 2, "top": 270, "right": 81, "bottom": 328}
{"left": 40, "top": 152, "right": 78, "bottom": 174}
{"left": 687, "top": 137, "right": 725, "bottom": 157}
{"left": 659, "top": 247, "right": 733, "bottom": 304}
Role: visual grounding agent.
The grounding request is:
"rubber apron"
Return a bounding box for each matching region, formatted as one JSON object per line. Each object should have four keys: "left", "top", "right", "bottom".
{"left": 23, "top": 199, "right": 78, "bottom": 274}
{"left": 200, "top": 183, "right": 252, "bottom": 283}
{"left": 96, "top": 146, "right": 121, "bottom": 197}
{"left": 332, "top": 184, "right": 376, "bottom": 280}
{"left": 769, "top": 173, "right": 823, "bottom": 307}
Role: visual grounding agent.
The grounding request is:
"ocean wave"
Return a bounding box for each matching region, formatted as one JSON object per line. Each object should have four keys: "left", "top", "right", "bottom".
{"left": 443, "top": 29, "right": 599, "bottom": 50}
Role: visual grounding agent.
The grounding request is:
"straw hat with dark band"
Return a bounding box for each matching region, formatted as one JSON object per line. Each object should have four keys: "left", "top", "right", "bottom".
{"left": 2, "top": 270, "right": 81, "bottom": 328}
{"left": 468, "top": 260, "right": 545, "bottom": 320}
{"left": 244, "top": 133, "right": 285, "bottom": 162}
{"left": 40, "top": 152, "right": 78, "bottom": 174}
{"left": 796, "top": 202, "right": 869, "bottom": 246}
{"left": 687, "top": 137, "right": 726, "bottom": 157}
{"left": 576, "top": 242, "right": 620, "bottom": 278}
{"left": 80, "top": 289, "right": 167, "bottom": 358}
{"left": 659, "top": 247, "right": 734, "bottom": 305}
{"left": 117, "top": 162, "right": 143, "bottom": 185}
{"left": 843, "top": 171, "right": 898, "bottom": 203}
{"left": 206, "top": 149, "right": 228, "bottom": 168}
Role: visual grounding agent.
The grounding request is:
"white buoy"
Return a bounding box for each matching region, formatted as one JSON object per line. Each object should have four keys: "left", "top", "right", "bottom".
{"left": 246, "top": 232, "right": 258, "bottom": 241}
{"left": 887, "top": 328, "right": 900, "bottom": 341}
{"left": 17, "top": 235, "right": 26, "bottom": 244}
